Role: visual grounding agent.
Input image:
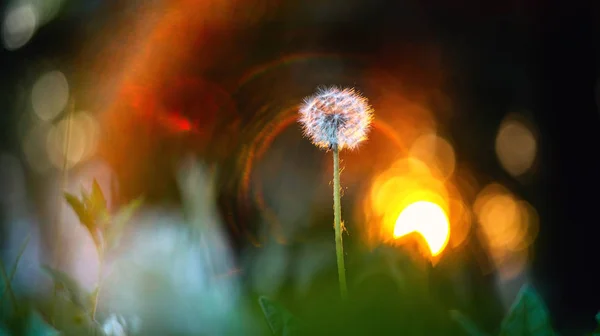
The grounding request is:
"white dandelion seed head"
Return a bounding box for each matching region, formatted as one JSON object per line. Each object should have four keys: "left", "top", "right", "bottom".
{"left": 298, "top": 86, "right": 374, "bottom": 151}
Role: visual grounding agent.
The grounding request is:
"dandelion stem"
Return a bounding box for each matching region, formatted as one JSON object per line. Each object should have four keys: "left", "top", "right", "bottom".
{"left": 332, "top": 145, "right": 348, "bottom": 299}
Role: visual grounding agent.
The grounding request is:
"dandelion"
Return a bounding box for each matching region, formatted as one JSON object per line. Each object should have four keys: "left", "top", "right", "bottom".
{"left": 298, "top": 86, "right": 374, "bottom": 299}
{"left": 299, "top": 87, "right": 373, "bottom": 151}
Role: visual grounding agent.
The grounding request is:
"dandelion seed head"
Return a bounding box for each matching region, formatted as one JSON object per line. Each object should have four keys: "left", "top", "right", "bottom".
{"left": 299, "top": 86, "right": 374, "bottom": 150}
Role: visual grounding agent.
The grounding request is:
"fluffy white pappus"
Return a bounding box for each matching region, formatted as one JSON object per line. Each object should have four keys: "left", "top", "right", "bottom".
{"left": 298, "top": 86, "right": 373, "bottom": 150}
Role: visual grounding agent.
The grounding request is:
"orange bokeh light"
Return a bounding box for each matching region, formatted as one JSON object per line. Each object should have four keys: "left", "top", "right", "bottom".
{"left": 362, "top": 153, "right": 470, "bottom": 260}
{"left": 495, "top": 114, "right": 538, "bottom": 177}
{"left": 473, "top": 183, "right": 539, "bottom": 280}
{"left": 393, "top": 201, "right": 450, "bottom": 256}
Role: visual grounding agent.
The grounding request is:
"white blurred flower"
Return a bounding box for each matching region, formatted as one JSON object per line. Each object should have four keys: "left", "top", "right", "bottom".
{"left": 102, "top": 208, "right": 241, "bottom": 335}
{"left": 102, "top": 314, "right": 141, "bottom": 336}
{"left": 102, "top": 315, "right": 126, "bottom": 336}
{"left": 100, "top": 158, "right": 252, "bottom": 335}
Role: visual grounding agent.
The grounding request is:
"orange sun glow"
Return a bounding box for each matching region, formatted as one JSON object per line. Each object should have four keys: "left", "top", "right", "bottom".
{"left": 362, "top": 153, "right": 470, "bottom": 260}
{"left": 393, "top": 201, "right": 450, "bottom": 256}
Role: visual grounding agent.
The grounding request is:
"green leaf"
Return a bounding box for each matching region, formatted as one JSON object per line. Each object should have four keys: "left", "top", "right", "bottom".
{"left": 41, "top": 266, "right": 89, "bottom": 313}
{"left": 105, "top": 197, "right": 143, "bottom": 251}
{"left": 64, "top": 193, "right": 91, "bottom": 228}
{"left": 64, "top": 191, "right": 105, "bottom": 250}
{"left": 89, "top": 179, "right": 107, "bottom": 217}
{"left": 258, "top": 296, "right": 301, "bottom": 336}
{"left": 449, "top": 310, "right": 489, "bottom": 336}
{"left": 499, "top": 284, "right": 557, "bottom": 336}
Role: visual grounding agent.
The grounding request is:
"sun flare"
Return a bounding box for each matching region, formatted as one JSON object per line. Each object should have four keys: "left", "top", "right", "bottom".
{"left": 393, "top": 201, "right": 450, "bottom": 256}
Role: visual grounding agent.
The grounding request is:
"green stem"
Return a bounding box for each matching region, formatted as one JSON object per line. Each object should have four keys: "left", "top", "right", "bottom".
{"left": 52, "top": 99, "right": 74, "bottom": 324}
{"left": 332, "top": 145, "right": 348, "bottom": 299}
{"left": 91, "top": 243, "right": 104, "bottom": 322}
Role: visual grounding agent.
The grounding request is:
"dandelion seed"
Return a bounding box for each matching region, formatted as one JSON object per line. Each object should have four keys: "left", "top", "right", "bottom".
{"left": 298, "top": 86, "right": 373, "bottom": 151}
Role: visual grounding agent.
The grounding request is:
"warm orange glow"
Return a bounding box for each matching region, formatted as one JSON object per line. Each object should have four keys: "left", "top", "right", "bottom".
{"left": 409, "top": 133, "right": 456, "bottom": 180}
{"left": 393, "top": 201, "right": 450, "bottom": 256}
{"left": 362, "top": 153, "right": 470, "bottom": 259}
{"left": 495, "top": 115, "right": 538, "bottom": 177}
{"left": 473, "top": 183, "right": 539, "bottom": 280}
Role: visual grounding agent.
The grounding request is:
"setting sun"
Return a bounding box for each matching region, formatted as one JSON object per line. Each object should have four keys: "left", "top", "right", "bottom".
{"left": 393, "top": 201, "right": 450, "bottom": 256}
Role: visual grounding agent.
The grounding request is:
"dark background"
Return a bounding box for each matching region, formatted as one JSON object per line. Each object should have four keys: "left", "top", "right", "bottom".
{"left": 1, "top": 0, "right": 599, "bottom": 332}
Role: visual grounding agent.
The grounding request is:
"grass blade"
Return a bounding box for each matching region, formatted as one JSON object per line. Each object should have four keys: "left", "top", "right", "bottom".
{"left": 0, "top": 259, "right": 17, "bottom": 313}
{"left": 0, "top": 233, "right": 31, "bottom": 306}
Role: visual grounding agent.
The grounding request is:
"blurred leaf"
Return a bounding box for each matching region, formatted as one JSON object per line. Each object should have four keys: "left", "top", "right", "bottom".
{"left": 258, "top": 296, "right": 301, "bottom": 336}
{"left": 24, "top": 310, "right": 61, "bottom": 336}
{"left": 7, "top": 233, "right": 31, "bottom": 284}
{"left": 47, "top": 294, "right": 105, "bottom": 336}
{"left": 449, "top": 310, "right": 489, "bottom": 336}
{"left": 2, "top": 307, "right": 60, "bottom": 336}
{"left": 65, "top": 189, "right": 106, "bottom": 250}
{"left": 353, "top": 245, "right": 428, "bottom": 295}
{"left": 86, "top": 180, "right": 110, "bottom": 232}
{"left": 41, "top": 266, "right": 89, "bottom": 313}
{"left": 0, "top": 234, "right": 32, "bottom": 317}
{"left": 0, "top": 259, "right": 17, "bottom": 314}
{"left": 592, "top": 312, "right": 600, "bottom": 336}
{"left": 64, "top": 193, "right": 91, "bottom": 228}
{"left": 105, "top": 197, "right": 143, "bottom": 251}
{"left": 90, "top": 180, "right": 106, "bottom": 214}
{"left": 499, "top": 284, "right": 557, "bottom": 336}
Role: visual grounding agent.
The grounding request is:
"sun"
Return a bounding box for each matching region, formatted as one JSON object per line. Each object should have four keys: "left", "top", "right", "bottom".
{"left": 393, "top": 201, "right": 450, "bottom": 256}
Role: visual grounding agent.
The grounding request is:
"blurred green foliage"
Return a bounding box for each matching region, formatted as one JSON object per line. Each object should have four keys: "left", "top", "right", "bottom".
{"left": 0, "top": 307, "right": 59, "bottom": 336}
{"left": 498, "top": 285, "right": 557, "bottom": 336}
{"left": 64, "top": 179, "right": 142, "bottom": 252}
{"left": 259, "top": 296, "right": 302, "bottom": 336}
{"left": 0, "top": 179, "right": 143, "bottom": 335}
{"left": 1, "top": 177, "right": 598, "bottom": 335}
{"left": 590, "top": 312, "right": 600, "bottom": 336}
{"left": 450, "top": 310, "right": 489, "bottom": 336}
{"left": 257, "top": 273, "right": 567, "bottom": 335}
